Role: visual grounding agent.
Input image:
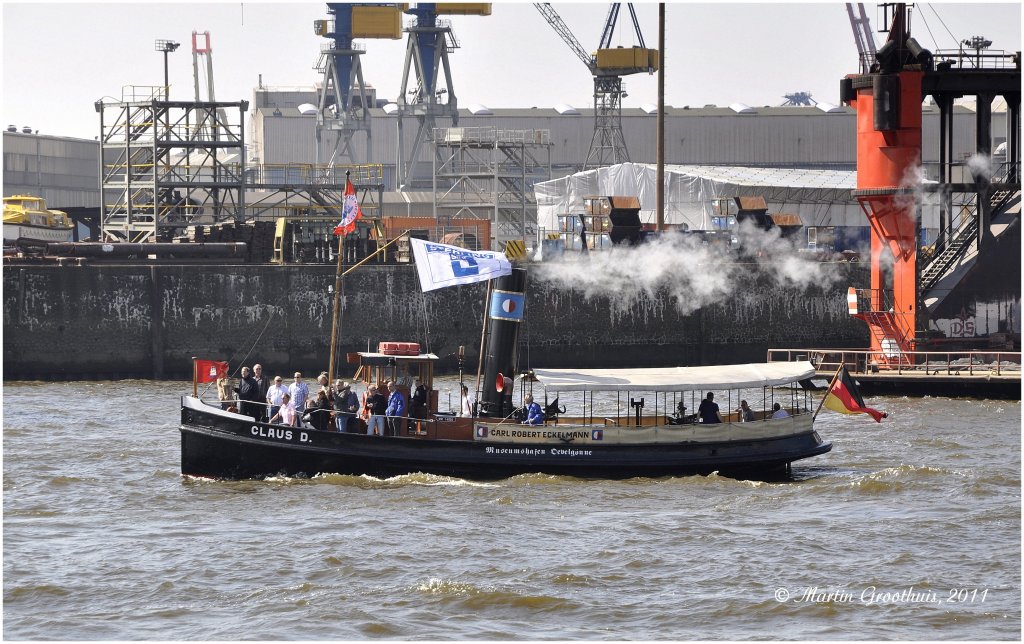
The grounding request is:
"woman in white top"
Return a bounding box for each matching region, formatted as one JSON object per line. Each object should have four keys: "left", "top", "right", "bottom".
{"left": 460, "top": 384, "right": 473, "bottom": 417}
{"left": 270, "top": 393, "right": 296, "bottom": 426}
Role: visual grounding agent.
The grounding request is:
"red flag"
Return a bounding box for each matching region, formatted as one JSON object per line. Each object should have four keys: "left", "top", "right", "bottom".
{"left": 333, "top": 178, "right": 363, "bottom": 236}
{"left": 823, "top": 365, "right": 886, "bottom": 422}
{"left": 194, "top": 359, "right": 228, "bottom": 384}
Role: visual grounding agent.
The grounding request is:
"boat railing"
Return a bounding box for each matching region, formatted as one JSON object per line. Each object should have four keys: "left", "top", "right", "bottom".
{"left": 767, "top": 348, "right": 1022, "bottom": 377}
{"left": 190, "top": 397, "right": 812, "bottom": 437}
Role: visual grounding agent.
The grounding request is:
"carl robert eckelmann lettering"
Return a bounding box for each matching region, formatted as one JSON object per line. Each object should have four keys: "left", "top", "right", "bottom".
{"left": 247, "top": 424, "right": 595, "bottom": 456}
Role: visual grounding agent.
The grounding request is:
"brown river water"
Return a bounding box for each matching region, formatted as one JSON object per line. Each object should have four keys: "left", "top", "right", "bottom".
{"left": 2, "top": 378, "right": 1020, "bottom": 639}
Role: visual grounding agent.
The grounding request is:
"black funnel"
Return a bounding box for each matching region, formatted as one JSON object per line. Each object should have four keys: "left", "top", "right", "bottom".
{"left": 479, "top": 267, "right": 527, "bottom": 417}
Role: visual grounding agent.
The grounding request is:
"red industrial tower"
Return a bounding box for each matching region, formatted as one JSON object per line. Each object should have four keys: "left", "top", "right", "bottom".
{"left": 840, "top": 3, "right": 1020, "bottom": 367}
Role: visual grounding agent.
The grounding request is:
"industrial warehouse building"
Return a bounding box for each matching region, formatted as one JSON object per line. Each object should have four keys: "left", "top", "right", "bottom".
{"left": 2, "top": 130, "right": 99, "bottom": 209}
{"left": 250, "top": 87, "right": 1003, "bottom": 179}
{"left": 4, "top": 90, "right": 1011, "bottom": 247}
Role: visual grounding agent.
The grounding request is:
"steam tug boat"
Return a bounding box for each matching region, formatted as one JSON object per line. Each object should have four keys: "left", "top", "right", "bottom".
{"left": 180, "top": 269, "right": 831, "bottom": 480}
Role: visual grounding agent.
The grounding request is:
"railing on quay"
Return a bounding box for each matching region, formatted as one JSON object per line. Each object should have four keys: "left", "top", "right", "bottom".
{"left": 932, "top": 47, "right": 1019, "bottom": 70}
{"left": 246, "top": 163, "right": 384, "bottom": 186}
{"left": 768, "top": 348, "right": 1022, "bottom": 377}
{"left": 433, "top": 127, "right": 551, "bottom": 145}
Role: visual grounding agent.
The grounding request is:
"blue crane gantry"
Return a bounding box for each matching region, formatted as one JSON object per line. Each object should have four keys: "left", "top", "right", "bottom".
{"left": 395, "top": 3, "right": 491, "bottom": 189}
{"left": 314, "top": 3, "right": 403, "bottom": 165}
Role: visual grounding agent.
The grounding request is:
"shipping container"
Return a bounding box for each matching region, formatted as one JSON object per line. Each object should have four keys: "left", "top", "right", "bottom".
{"left": 351, "top": 6, "right": 402, "bottom": 39}
{"left": 435, "top": 3, "right": 491, "bottom": 16}
{"left": 647, "top": 48, "right": 660, "bottom": 71}
{"left": 596, "top": 47, "right": 636, "bottom": 70}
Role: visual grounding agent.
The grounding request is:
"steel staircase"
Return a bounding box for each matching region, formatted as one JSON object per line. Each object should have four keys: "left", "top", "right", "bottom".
{"left": 920, "top": 188, "right": 1018, "bottom": 294}
{"left": 307, "top": 187, "right": 342, "bottom": 222}
{"left": 859, "top": 311, "right": 914, "bottom": 367}
{"left": 920, "top": 216, "right": 978, "bottom": 292}
{"left": 848, "top": 289, "right": 914, "bottom": 367}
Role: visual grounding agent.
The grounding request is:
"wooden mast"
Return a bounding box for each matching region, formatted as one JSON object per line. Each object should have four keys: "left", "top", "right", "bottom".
{"left": 327, "top": 172, "right": 349, "bottom": 384}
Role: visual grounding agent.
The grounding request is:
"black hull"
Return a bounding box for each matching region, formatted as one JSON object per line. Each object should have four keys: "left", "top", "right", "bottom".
{"left": 181, "top": 402, "right": 832, "bottom": 481}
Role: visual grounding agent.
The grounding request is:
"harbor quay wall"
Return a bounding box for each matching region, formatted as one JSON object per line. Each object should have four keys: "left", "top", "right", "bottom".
{"left": 3, "top": 263, "right": 872, "bottom": 380}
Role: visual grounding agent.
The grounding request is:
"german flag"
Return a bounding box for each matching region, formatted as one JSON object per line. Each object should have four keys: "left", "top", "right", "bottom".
{"left": 823, "top": 366, "right": 886, "bottom": 423}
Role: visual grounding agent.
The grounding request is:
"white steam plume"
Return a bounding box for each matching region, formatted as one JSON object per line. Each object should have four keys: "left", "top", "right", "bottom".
{"left": 534, "top": 226, "right": 849, "bottom": 314}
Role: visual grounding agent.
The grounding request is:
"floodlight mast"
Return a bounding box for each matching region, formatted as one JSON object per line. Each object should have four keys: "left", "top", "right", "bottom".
{"left": 155, "top": 39, "right": 181, "bottom": 98}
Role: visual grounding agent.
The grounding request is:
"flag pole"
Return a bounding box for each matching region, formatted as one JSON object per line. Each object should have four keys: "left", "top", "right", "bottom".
{"left": 327, "top": 172, "right": 350, "bottom": 385}
{"left": 340, "top": 229, "right": 412, "bottom": 278}
{"left": 473, "top": 278, "right": 494, "bottom": 416}
{"left": 812, "top": 362, "right": 844, "bottom": 421}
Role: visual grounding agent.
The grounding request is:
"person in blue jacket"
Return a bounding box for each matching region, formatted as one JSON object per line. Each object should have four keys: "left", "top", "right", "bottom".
{"left": 385, "top": 381, "right": 407, "bottom": 437}
{"left": 522, "top": 394, "right": 544, "bottom": 426}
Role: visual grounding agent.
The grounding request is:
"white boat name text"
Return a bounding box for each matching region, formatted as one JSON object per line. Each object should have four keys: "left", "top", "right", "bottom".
{"left": 251, "top": 426, "right": 312, "bottom": 443}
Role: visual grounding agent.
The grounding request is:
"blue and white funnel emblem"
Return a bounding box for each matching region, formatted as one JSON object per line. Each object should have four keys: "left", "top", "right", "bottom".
{"left": 489, "top": 290, "right": 525, "bottom": 322}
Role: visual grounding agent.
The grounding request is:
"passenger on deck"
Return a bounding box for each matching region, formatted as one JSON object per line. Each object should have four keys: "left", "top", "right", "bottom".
{"left": 410, "top": 377, "right": 429, "bottom": 418}
{"left": 365, "top": 385, "right": 387, "bottom": 436}
{"left": 217, "top": 375, "right": 234, "bottom": 411}
{"left": 266, "top": 376, "right": 287, "bottom": 420}
{"left": 288, "top": 372, "right": 309, "bottom": 422}
{"left": 333, "top": 380, "right": 359, "bottom": 432}
{"left": 522, "top": 394, "right": 544, "bottom": 426}
{"left": 739, "top": 400, "right": 755, "bottom": 422}
{"left": 316, "top": 372, "right": 331, "bottom": 398}
{"left": 673, "top": 400, "right": 688, "bottom": 420}
{"left": 270, "top": 393, "right": 296, "bottom": 426}
{"left": 303, "top": 390, "right": 332, "bottom": 431}
{"left": 460, "top": 384, "right": 474, "bottom": 418}
{"left": 698, "top": 392, "right": 722, "bottom": 424}
{"left": 386, "top": 381, "right": 407, "bottom": 437}
{"left": 395, "top": 365, "right": 413, "bottom": 387}
{"left": 771, "top": 403, "right": 790, "bottom": 419}
{"left": 235, "top": 366, "right": 261, "bottom": 422}
{"left": 253, "top": 364, "right": 270, "bottom": 421}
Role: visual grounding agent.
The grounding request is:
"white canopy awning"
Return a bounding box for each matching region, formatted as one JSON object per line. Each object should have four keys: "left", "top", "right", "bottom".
{"left": 531, "top": 361, "right": 817, "bottom": 392}
{"left": 533, "top": 162, "right": 941, "bottom": 231}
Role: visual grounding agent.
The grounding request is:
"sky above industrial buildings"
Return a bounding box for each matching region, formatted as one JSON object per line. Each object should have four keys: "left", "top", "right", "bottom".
{"left": 2, "top": 1, "right": 1021, "bottom": 141}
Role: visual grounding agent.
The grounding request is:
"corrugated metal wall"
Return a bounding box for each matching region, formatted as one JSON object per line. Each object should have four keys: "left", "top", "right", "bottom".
{"left": 253, "top": 106, "right": 984, "bottom": 176}
{"left": 0, "top": 102, "right": 993, "bottom": 214}
{"left": 2, "top": 132, "right": 99, "bottom": 208}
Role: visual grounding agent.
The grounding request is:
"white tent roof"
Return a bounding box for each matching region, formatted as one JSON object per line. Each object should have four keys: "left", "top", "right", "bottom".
{"left": 534, "top": 162, "right": 881, "bottom": 232}
{"left": 532, "top": 361, "right": 817, "bottom": 392}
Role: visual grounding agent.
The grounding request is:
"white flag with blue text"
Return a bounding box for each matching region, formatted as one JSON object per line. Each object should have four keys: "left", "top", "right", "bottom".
{"left": 410, "top": 237, "right": 512, "bottom": 292}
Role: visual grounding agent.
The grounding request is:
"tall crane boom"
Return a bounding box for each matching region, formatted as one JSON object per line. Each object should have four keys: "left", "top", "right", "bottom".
{"left": 846, "top": 2, "right": 878, "bottom": 74}
{"left": 533, "top": 3, "right": 594, "bottom": 71}
{"left": 595, "top": 3, "right": 648, "bottom": 61}
{"left": 598, "top": 3, "right": 619, "bottom": 51}
{"left": 533, "top": 3, "right": 657, "bottom": 170}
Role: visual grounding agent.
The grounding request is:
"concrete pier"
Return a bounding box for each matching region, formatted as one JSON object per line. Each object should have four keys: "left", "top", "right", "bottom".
{"left": 3, "top": 262, "right": 869, "bottom": 380}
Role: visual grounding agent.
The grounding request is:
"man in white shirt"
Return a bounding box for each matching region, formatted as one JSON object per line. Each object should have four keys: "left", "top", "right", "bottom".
{"left": 771, "top": 403, "right": 790, "bottom": 419}
{"left": 288, "top": 372, "right": 310, "bottom": 427}
{"left": 266, "top": 376, "right": 287, "bottom": 421}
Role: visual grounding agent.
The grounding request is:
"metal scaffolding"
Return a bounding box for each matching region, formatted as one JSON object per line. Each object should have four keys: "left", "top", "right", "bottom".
{"left": 432, "top": 127, "right": 552, "bottom": 247}
{"left": 243, "top": 163, "right": 384, "bottom": 223}
{"left": 96, "top": 85, "right": 248, "bottom": 242}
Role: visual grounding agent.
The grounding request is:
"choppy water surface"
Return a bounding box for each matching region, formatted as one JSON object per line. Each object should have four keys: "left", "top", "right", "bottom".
{"left": 3, "top": 379, "right": 1020, "bottom": 639}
